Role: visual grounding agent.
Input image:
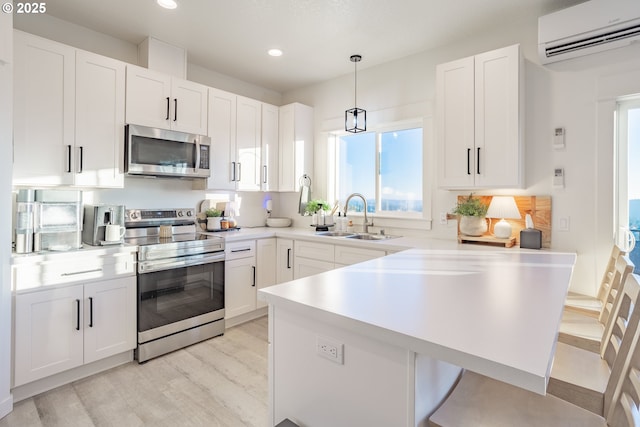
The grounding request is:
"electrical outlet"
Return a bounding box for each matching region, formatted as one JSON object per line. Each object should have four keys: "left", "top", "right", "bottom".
{"left": 439, "top": 211, "right": 448, "bottom": 225}
{"left": 316, "top": 335, "right": 344, "bottom": 364}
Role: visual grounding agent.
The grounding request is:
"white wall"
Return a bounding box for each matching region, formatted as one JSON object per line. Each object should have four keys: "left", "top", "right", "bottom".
{"left": 282, "top": 16, "right": 640, "bottom": 294}
{"left": 0, "top": 5, "right": 13, "bottom": 419}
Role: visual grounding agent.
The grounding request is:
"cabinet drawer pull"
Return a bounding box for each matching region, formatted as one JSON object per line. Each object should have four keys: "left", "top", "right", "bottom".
{"left": 75, "top": 299, "right": 80, "bottom": 331}
{"left": 231, "top": 248, "right": 252, "bottom": 253}
{"left": 477, "top": 147, "right": 481, "bottom": 175}
{"left": 287, "top": 248, "right": 292, "bottom": 269}
{"left": 467, "top": 148, "right": 471, "bottom": 175}
{"left": 174, "top": 98, "right": 178, "bottom": 122}
{"left": 252, "top": 266, "right": 256, "bottom": 287}
{"left": 61, "top": 268, "right": 102, "bottom": 277}
{"left": 231, "top": 161, "right": 236, "bottom": 181}
{"left": 89, "top": 297, "right": 93, "bottom": 328}
{"left": 166, "top": 97, "right": 170, "bottom": 120}
{"left": 263, "top": 165, "right": 267, "bottom": 184}
{"left": 77, "top": 146, "right": 83, "bottom": 173}
{"left": 66, "top": 145, "right": 72, "bottom": 173}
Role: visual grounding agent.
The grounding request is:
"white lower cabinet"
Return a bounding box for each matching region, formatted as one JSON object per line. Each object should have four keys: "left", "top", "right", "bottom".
{"left": 276, "top": 238, "right": 294, "bottom": 284}
{"left": 13, "top": 276, "right": 136, "bottom": 387}
{"left": 294, "top": 240, "right": 334, "bottom": 279}
{"left": 256, "top": 238, "right": 277, "bottom": 309}
{"left": 334, "top": 246, "right": 385, "bottom": 267}
{"left": 225, "top": 240, "right": 257, "bottom": 319}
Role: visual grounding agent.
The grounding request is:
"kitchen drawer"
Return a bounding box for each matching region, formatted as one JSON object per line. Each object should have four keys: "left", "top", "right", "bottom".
{"left": 225, "top": 240, "right": 256, "bottom": 260}
{"left": 12, "top": 251, "right": 136, "bottom": 292}
{"left": 294, "top": 240, "right": 334, "bottom": 263}
{"left": 334, "top": 246, "right": 385, "bottom": 266}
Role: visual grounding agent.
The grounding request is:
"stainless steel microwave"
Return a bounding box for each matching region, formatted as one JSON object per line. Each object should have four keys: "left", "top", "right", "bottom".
{"left": 125, "top": 124, "right": 211, "bottom": 179}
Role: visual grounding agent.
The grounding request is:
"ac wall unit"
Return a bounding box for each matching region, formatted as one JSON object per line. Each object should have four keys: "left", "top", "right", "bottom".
{"left": 538, "top": 0, "right": 640, "bottom": 64}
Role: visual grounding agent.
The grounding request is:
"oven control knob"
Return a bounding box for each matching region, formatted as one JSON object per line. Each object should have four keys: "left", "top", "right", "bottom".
{"left": 130, "top": 211, "right": 139, "bottom": 220}
{"left": 186, "top": 211, "right": 192, "bottom": 217}
{"left": 177, "top": 211, "right": 183, "bottom": 217}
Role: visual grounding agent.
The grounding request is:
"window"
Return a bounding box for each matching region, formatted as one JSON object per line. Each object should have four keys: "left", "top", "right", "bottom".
{"left": 333, "top": 123, "right": 423, "bottom": 217}
{"left": 615, "top": 97, "right": 640, "bottom": 271}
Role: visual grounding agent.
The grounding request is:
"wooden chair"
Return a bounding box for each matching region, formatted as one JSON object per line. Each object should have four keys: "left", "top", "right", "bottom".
{"left": 564, "top": 245, "right": 625, "bottom": 318}
{"left": 558, "top": 253, "right": 633, "bottom": 353}
{"left": 428, "top": 274, "right": 640, "bottom": 427}
{"left": 548, "top": 257, "right": 637, "bottom": 414}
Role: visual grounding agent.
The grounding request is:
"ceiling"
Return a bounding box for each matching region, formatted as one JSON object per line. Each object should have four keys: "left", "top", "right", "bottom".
{"left": 35, "top": 0, "right": 584, "bottom": 93}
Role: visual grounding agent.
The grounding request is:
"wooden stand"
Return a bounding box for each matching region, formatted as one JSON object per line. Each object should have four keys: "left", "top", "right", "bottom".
{"left": 458, "top": 234, "right": 516, "bottom": 248}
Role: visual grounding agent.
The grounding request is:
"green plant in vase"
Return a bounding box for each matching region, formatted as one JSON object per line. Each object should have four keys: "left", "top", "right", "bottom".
{"left": 305, "top": 199, "right": 330, "bottom": 215}
{"left": 452, "top": 194, "right": 488, "bottom": 236}
{"left": 205, "top": 208, "right": 223, "bottom": 231}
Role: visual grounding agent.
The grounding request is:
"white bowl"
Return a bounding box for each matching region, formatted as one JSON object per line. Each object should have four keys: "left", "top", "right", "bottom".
{"left": 266, "top": 217, "right": 292, "bottom": 228}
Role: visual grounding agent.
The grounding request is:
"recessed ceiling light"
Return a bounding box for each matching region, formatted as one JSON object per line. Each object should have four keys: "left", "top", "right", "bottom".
{"left": 268, "top": 48, "right": 283, "bottom": 57}
{"left": 157, "top": 0, "right": 177, "bottom": 10}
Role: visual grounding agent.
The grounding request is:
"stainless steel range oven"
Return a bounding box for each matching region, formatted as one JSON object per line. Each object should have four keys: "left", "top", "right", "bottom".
{"left": 125, "top": 208, "right": 225, "bottom": 362}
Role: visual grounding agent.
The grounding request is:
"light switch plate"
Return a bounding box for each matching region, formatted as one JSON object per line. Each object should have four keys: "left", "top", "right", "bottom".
{"left": 553, "top": 168, "right": 564, "bottom": 188}
{"left": 553, "top": 127, "right": 565, "bottom": 150}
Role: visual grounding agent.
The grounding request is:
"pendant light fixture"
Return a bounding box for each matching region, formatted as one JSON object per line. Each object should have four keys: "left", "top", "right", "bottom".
{"left": 345, "top": 54, "right": 366, "bottom": 133}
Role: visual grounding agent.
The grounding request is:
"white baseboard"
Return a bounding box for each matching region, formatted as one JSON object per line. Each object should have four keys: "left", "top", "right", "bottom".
{"left": 225, "top": 307, "right": 268, "bottom": 328}
{"left": 12, "top": 351, "right": 133, "bottom": 403}
{"left": 0, "top": 393, "right": 13, "bottom": 420}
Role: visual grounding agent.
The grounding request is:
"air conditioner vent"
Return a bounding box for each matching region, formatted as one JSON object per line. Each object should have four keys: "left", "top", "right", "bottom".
{"left": 545, "top": 23, "right": 640, "bottom": 59}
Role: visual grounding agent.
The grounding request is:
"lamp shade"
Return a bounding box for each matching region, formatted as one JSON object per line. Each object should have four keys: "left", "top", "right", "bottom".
{"left": 486, "top": 196, "right": 520, "bottom": 239}
{"left": 486, "top": 196, "right": 520, "bottom": 220}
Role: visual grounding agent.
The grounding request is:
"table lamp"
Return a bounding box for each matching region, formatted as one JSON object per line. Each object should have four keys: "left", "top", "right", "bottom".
{"left": 486, "top": 196, "right": 521, "bottom": 239}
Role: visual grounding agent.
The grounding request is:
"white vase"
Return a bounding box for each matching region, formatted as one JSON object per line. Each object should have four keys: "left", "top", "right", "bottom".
{"left": 459, "top": 216, "right": 487, "bottom": 236}
{"left": 207, "top": 217, "right": 222, "bottom": 231}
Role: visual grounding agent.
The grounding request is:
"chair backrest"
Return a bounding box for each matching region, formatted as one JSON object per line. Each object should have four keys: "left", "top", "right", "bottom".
{"left": 599, "top": 252, "right": 633, "bottom": 326}
{"left": 604, "top": 273, "right": 640, "bottom": 425}
{"left": 601, "top": 256, "right": 636, "bottom": 367}
{"left": 597, "top": 245, "right": 626, "bottom": 303}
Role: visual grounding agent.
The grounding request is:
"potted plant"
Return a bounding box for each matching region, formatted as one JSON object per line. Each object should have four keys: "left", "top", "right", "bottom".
{"left": 205, "top": 208, "right": 222, "bottom": 231}
{"left": 452, "top": 194, "right": 488, "bottom": 236}
{"left": 305, "top": 199, "right": 330, "bottom": 215}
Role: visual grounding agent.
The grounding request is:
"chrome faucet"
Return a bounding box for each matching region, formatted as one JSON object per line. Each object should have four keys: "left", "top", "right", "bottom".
{"left": 344, "top": 193, "right": 372, "bottom": 233}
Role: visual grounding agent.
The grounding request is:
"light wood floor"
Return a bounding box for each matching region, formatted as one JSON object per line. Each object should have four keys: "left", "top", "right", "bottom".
{"left": 0, "top": 316, "right": 269, "bottom": 427}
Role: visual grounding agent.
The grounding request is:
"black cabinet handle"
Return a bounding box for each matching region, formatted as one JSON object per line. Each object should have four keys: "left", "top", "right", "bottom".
{"left": 174, "top": 98, "right": 177, "bottom": 122}
{"left": 231, "top": 248, "right": 251, "bottom": 253}
{"left": 287, "top": 248, "right": 291, "bottom": 269}
{"left": 477, "top": 147, "right": 481, "bottom": 175}
{"left": 88, "top": 297, "right": 93, "bottom": 328}
{"left": 252, "top": 266, "right": 256, "bottom": 287}
{"left": 75, "top": 299, "right": 80, "bottom": 331}
{"left": 78, "top": 146, "right": 83, "bottom": 173}
{"left": 66, "top": 145, "right": 72, "bottom": 173}
{"left": 231, "top": 161, "right": 236, "bottom": 181}
{"left": 467, "top": 148, "right": 471, "bottom": 175}
{"left": 166, "top": 97, "right": 170, "bottom": 120}
{"left": 263, "top": 165, "right": 268, "bottom": 184}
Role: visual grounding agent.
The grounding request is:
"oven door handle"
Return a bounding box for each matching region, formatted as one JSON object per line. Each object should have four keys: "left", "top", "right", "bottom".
{"left": 138, "top": 252, "right": 225, "bottom": 274}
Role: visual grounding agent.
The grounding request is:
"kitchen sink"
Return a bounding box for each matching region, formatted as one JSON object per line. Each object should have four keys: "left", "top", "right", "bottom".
{"left": 316, "top": 231, "right": 356, "bottom": 237}
{"left": 346, "top": 233, "right": 398, "bottom": 240}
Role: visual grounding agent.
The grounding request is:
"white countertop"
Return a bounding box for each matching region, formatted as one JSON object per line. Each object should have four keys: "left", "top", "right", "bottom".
{"left": 259, "top": 248, "right": 576, "bottom": 395}
{"left": 203, "top": 226, "right": 542, "bottom": 253}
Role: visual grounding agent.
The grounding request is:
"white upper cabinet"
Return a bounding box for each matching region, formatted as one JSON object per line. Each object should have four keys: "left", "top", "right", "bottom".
{"left": 437, "top": 44, "right": 523, "bottom": 189}
{"left": 279, "top": 103, "right": 314, "bottom": 192}
{"left": 13, "top": 31, "right": 76, "bottom": 186}
{"left": 206, "top": 87, "right": 237, "bottom": 190}
{"left": 236, "top": 96, "right": 262, "bottom": 191}
{"left": 75, "top": 50, "right": 125, "bottom": 188}
{"left": 261, "top": 103, "right": 279, "bottom": 191}
{"left": 200, "top": 90, "right": 279, "bottom": 192}
{"left": 13, "top": 31, "right": 125, "bottom": 188}
{"left": 126, "top": 64, "right": 207, "bottom": 135}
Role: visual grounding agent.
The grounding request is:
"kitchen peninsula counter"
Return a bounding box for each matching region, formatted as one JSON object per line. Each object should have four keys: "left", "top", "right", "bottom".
{"left": 259, "top": 249, "right": 576, "bottom": 427}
